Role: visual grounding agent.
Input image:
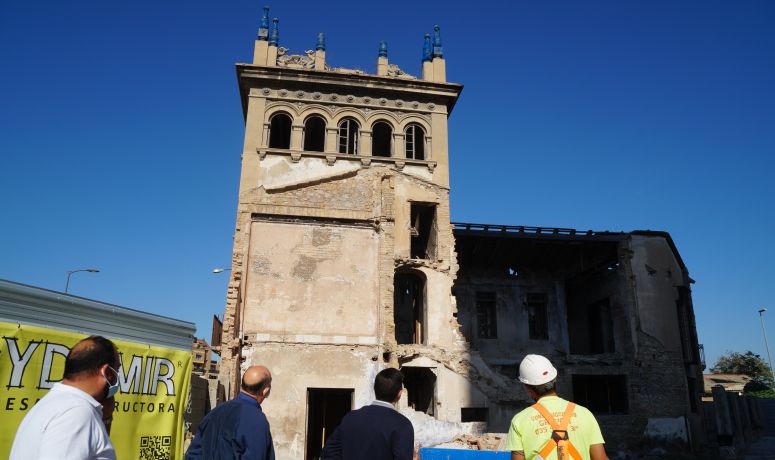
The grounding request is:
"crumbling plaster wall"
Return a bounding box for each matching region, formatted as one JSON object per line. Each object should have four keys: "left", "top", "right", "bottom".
{"left": 629, "top": 235, "right": 685, "bottom": 352}
{"left": 242, "top": 342, "right": 382, "bottom": 460}
{"left": 455, "top": 269, "right": 569, "bottom": 359}
{"left": 450, "top": 237, "right": 700, "bottom": 448}
{"left": 219, "top": 149, "right": 480, "bottom": 457}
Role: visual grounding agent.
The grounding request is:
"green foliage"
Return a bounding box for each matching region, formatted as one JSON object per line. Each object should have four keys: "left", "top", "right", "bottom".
{"left": 711, "top": 350, "right": 775, "bottom": 394}
{"left": 746, "top": 389, "right": 775, "bottom": 398}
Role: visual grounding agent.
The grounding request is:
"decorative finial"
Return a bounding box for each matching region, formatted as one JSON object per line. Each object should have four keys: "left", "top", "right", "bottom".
{"left": 378, "top": 40, "right": 388, "bottom": 58}
{"left": 269, "top": 18, "right": 279, "bottom": 46}
{"left": 432, "top": 25, "right": 443, "bottom": 58}
{"left": 316, "top": 32, "right": 326, "bottom": 51}
{"left": 422, "top": 33, "right": 432, "bottom": 62}
{"left": 258, "top": 6, "right": 270, "bottom": 41}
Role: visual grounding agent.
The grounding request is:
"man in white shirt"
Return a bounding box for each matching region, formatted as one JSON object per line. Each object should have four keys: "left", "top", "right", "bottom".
{"left": 10, "top": 335, "right": 121, "bottom": 460}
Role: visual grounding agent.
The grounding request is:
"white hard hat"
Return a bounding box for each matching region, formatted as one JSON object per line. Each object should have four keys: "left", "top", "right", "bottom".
{"left": 518, "top": 354, "right": 557, "bottom": 386}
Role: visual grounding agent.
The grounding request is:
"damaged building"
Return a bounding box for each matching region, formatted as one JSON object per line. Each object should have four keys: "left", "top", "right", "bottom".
{"left": 217, "top": 9, "right": 705, "bottom": 458}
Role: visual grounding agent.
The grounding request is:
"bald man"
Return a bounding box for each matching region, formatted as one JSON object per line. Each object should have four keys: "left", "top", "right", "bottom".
{"left": 187, "top": 366, "right": 275, "bottom": 460}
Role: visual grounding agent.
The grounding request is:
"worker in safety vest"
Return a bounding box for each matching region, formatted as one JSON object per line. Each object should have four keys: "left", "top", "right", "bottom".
{"left": 506, "top": 355, "right": 608, "bottom": 460}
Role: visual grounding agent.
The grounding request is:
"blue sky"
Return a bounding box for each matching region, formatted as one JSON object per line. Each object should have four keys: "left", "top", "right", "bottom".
{"left": 1, "top": 0, "right": 773, "bottom": 369}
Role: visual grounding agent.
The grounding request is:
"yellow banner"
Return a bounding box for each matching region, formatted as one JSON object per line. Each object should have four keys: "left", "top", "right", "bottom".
{"left": 0, "top": 321, "right": 192, "bottom": 459}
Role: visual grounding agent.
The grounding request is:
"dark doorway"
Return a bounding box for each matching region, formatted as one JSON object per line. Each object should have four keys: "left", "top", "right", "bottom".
{"left": 394, "top": 271, "right": 425, "bottom": 344}
{"left": 306, "top": 388, "right": 353, "bottom": 460}
{"left": 402, "top": 367, "right": 436, "bottom": 415}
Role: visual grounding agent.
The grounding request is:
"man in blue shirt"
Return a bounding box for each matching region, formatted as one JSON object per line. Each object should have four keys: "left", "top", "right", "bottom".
{"left": 187, "top": 365, "right": 275, "bottom": 460}
{"left": 321, "top": 368, "right": 414, "bottom": 460}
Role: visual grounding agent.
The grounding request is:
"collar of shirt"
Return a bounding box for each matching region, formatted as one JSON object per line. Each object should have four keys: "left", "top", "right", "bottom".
{"left": 237, "top": 391, "right": 262, "bottom": 409}
{"left": 52, "top": 382, "right": 103, "bottom": 410}
{"left": 370, "top": 400, "right": 396, "bottom": 411}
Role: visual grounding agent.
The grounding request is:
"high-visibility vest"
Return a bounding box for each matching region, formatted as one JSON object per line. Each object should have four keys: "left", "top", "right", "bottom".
{"left": 532, "top": 402, "right": 583, "bottom": 460}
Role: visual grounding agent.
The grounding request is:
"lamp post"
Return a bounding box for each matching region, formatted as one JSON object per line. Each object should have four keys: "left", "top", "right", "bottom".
{"left": 758, "top": 308, "right": 775, "bottom": 390}
{"left": 212, "top": 268, "right": 231, "bottom": 274}
{"left": 65, "top": 268, "right": 100, "bottom": 293}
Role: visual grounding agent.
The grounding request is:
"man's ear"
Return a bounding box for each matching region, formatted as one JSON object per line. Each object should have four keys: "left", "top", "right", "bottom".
{"left": 262, "top": 386, "right": 271, "bottom": 398}
{"left": 393, "top": 388, "right": 403, "bottom": 404}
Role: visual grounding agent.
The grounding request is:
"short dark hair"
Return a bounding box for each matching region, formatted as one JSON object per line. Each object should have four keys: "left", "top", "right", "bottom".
{"left": 63, "top": 336, "right": 119, "bottom": 379}
{"left": 241, "top": 374, "right": 271, "bottom": 395}
{"left": 527, "top": 379, "right": 556, "bottom": 397}
{"left": 374, "top": 368, "right": 403, "bottom": 402}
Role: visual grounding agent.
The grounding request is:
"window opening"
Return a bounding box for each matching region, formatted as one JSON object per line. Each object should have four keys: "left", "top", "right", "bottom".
{"left": 461, "top": 407, "right": 488, "bottom": 422}
{"left": 476, "top": 292, "right": 497, "bottom": 339}
{"left": 268, "top": 113, "right": 292, "bottom": 149}
{"left": 527, "top": 293, "right": 549, "bottom": 340}
{"left": 410, "top": 203, "right": 437, "bottom": 259}
{"left": 572, "top": 375, "right": 628, "bottom": 414}
{"left": 394, "top": 271, "right": 425, "bottom": 345}
{"left": 306, "top": 388, "right": 353, "bottom": 460}
{"left": 405, "top": 124, "right": 425, "bottom": 160}
{"left": 567, "top": 297, "right": 615, "bottom": 354}
{"left": 401, "top": 367, "right": 436, "bottom": 416}
{"left": 337, "top": 118, "right": 359, "bottom": 154}
{"left": 371, "top": 121, "right": 392, "bottom": 157}
{"left": 303, "top": 116, "right": 326, "bottom": 152}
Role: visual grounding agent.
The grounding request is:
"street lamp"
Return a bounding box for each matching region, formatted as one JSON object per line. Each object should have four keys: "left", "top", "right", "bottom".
{"left": 758, "top": 308, "right": 775, "bottom": 390}
{"left": 212, "top": 268, "right": 231, "bottom": 274}
{"left": 65, "top": 268, "right": 100, "bottom": 293}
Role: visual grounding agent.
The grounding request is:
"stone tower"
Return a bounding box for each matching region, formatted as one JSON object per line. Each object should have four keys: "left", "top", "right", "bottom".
{"left": 219, "top": 8, "right": 471, "bottom": 459}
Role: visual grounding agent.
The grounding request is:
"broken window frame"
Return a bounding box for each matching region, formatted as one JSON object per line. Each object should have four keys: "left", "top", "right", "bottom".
{"left": 405, "top": 124, "right": 425, "bottom": 160}
{"left": 572, "top": 374, "right": 628, "bottom": 414}
{"left": 567, "top": 296, "right": 616, "bottom": 355}
{"left": 268, "top": 112, "right": 292, "bottom": 149}
{"left": 337, "top": 117, "right": 359, "bottom": 154}
{"left": 401, "top": 367, "right": 436, "bottom": 416}
{"left": 303, "top": 114, "right": 326, "bottom": 152}
{"left": 527, "top": 293, "right": 549, "bottom": 340}
{"left": 410, "top": 202, "right": 438, "bottom": 260}
{"left": 394, "top": 270, "right": 427, "bottom": 345}
{"left": 475, "top": 291, "right": 498, "bottom": 339}
{"left": 371, "top": 120, "right": 393, "bottom": 157}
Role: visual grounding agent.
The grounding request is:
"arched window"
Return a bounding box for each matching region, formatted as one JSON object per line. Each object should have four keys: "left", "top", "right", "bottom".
{"left": 405, "top": 124, "right": 425, "bottom": 160}
{"left": 268, "top": 112, "right": 292, "bottom": 149}
{"left": 372, "top": 121, "right": 392, "bottom": 157}
{"left": 337, "top": 118, "right": 359, "bottom": 154}
{"left": 303, "top": 115, "right": 326, "bottom": 152}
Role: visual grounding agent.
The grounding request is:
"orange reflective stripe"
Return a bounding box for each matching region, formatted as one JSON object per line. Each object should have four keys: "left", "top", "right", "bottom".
{"left": 539, "top": 439, "right": 557, "bottom": 459}
{"left": 532, "top": 403, "right": 561, "bottom": 430}
{"left": 566, "top": 441, "right": 583, "bottom": 460}
{"left": 533, "top": 401, "right": 582, "bottom": 460}
{"left": 560, "top": 403, "right": 575, "bottom": 428}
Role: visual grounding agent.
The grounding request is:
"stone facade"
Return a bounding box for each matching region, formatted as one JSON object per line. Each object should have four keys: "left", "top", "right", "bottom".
{"left": 218, "top": 11, "right": 705, "bottom": 458}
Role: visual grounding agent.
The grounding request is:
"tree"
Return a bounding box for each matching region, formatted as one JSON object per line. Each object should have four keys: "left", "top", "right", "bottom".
{"left": 711, "top": 350, "right": 774, "bottom": 395}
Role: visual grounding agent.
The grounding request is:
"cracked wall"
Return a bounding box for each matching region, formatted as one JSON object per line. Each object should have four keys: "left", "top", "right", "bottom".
{"left": 452, "top": 233, "right": 705, "bottom": 450}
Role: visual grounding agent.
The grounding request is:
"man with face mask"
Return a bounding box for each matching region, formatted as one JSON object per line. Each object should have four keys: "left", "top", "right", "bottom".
{"left": 10, "top": 335, "right": 120, "bottom": 460}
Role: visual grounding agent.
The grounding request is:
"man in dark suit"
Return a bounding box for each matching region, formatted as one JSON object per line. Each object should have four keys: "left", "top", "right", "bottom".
{"left": 322, "top": 368, "right": 414, "bottom": 460}
{"left": 187, "top": 365, "right": 275, "bottom": 460}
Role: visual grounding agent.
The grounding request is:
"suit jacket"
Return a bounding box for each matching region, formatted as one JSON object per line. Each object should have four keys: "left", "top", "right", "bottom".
{"left": 321, "top": 402, "right": 414, "bottom": 460}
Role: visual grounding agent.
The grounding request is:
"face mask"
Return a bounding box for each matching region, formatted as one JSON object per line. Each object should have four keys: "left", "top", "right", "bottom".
{"left": 103, "top": 366, "right": 120, "bottom": 399}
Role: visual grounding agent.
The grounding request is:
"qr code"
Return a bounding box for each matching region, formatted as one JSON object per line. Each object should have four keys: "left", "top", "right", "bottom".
{"left": 139, "top": 435, "right": 171, "bottom": 460}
